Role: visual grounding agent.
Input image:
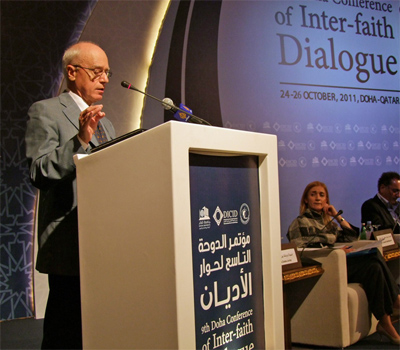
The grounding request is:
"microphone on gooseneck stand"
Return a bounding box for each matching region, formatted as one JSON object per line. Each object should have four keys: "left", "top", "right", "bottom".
{"left": 162, "top": 98, "right": 200, "bottom": 124}
{"left": 121, "top": 81, "right": 212, "bottom": 126}
{"left": 300, "top": 210, "right": 343, "bottom": 258}
{"left": 161, "top": 98, "right": 178, "bottom": 113}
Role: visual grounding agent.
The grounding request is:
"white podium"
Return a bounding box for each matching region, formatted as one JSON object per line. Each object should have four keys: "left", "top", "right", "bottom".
{"left": 74, "top": 121, "right": 284, "bottom": 349}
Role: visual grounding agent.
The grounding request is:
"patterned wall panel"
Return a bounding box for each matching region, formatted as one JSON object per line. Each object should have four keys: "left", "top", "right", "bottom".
{"left": 0, "top": 0, "right": 97, "bottom": 320}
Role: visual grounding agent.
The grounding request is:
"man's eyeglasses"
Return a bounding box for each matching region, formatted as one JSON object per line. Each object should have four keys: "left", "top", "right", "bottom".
{"left": 72, "top": 65, "right": 112, "bottom": 80}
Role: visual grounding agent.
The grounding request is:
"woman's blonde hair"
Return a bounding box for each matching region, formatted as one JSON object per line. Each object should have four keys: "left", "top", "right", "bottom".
{"left": 300, "top": 181, "right": 332, "bottom": 226}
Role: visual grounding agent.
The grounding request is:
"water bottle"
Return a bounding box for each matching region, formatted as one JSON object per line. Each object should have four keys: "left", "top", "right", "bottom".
{"left": 365, "top": 221, "right": 373, "bottom": 240}
{"left": 360, "top": 223, "right": 367, "bottom": 240}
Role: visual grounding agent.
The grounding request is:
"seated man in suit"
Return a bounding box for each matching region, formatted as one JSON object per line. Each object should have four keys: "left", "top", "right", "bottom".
{"left": 25, "top": 41, "right": 116, "bottom": 349}
{"left": 361, "top": 172, "right": 400, "bottom": 234}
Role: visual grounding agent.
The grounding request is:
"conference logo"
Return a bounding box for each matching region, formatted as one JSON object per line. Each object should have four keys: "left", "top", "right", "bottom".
{"left": 199, "top": 204, "right": 251, "bottom": 228}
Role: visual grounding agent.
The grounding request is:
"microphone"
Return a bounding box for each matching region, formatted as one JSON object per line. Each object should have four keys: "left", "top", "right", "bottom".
{"left": 161, "top": 98, "right": 195, "bottom": 123}
{"left": 121, "top": 81, "right": 211, "bottom": 126}
{"left": 161, "top": 98, "right": 177, "bottom": 112}
{"left": 300, "top": 210, "right": 343, "bottom": 257}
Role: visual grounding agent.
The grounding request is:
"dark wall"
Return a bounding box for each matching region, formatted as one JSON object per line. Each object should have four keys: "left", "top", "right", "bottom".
{"left": 1, "top": 0, "right": 96, "bottom": 320}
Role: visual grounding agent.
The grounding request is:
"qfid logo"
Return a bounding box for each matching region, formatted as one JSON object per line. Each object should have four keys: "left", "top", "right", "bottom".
{"left": 198, "top": 206, "right": 211, "bottom": 230}
{"left": 199, "top": 206, "right": 210, "bottom": 221}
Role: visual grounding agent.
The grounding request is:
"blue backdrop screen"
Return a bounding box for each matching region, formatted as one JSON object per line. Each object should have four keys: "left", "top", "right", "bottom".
{"left": 215, "top": 0, "right": 400, "bottom": 234}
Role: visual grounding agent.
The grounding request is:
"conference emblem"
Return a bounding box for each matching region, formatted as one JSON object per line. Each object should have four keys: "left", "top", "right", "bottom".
{"left": 240, "top": 203, "right": 250, "bottom": 225}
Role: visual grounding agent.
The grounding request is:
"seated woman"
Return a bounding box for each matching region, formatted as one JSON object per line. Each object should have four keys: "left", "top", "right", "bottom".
{"left": 287, "top": 181, "right": 400, "bottom": 345}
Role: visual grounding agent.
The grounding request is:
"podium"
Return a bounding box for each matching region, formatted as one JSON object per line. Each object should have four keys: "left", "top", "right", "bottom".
{"left": 74, "top": 121, "right": 284, "bottom": 349}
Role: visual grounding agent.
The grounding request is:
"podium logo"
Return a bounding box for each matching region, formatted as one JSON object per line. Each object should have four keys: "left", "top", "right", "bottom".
{"left": 240, "top": 203, "right": 250, "bottom": 225}
{"left": 199, "top": 206, "right": 210, "bottom": 220}
{"left": 213, "top": 206, "right": 223, "bottom": 226}
{"left": 198, "top": 206, "right": 211, "bottom": 230}
{"left": 213, "top": 206, "right": 239, "bottom": 226}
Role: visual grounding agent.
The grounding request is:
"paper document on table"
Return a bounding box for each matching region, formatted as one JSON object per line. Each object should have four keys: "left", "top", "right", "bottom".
{"left": 297, "top": 246, "right": 330, "bottom": 251}
{"left": 334, "top": 241, "right": 380, "bottom": 251}
{"left": 334, "top": 241, "right": 380, "bottom": 257}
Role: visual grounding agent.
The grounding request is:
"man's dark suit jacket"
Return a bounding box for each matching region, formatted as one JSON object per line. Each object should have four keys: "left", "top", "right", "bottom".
{"left": 361, "top": 195, "right": 400, "bottom": 234}
{"left": 25, "top": 92, "right": 116, "bottom": 276}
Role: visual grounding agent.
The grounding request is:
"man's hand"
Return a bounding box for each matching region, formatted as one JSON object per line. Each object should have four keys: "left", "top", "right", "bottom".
{"left": 78, "top": 105, "right": 105, "bottom": 143}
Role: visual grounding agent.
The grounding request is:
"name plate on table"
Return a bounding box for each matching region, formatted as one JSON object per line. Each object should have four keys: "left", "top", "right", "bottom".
{"left": 372, "top": 229, "right": 398, "bottom": 252}
{"left": 281, "top": 243, "right": 302, "bottom": 272}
